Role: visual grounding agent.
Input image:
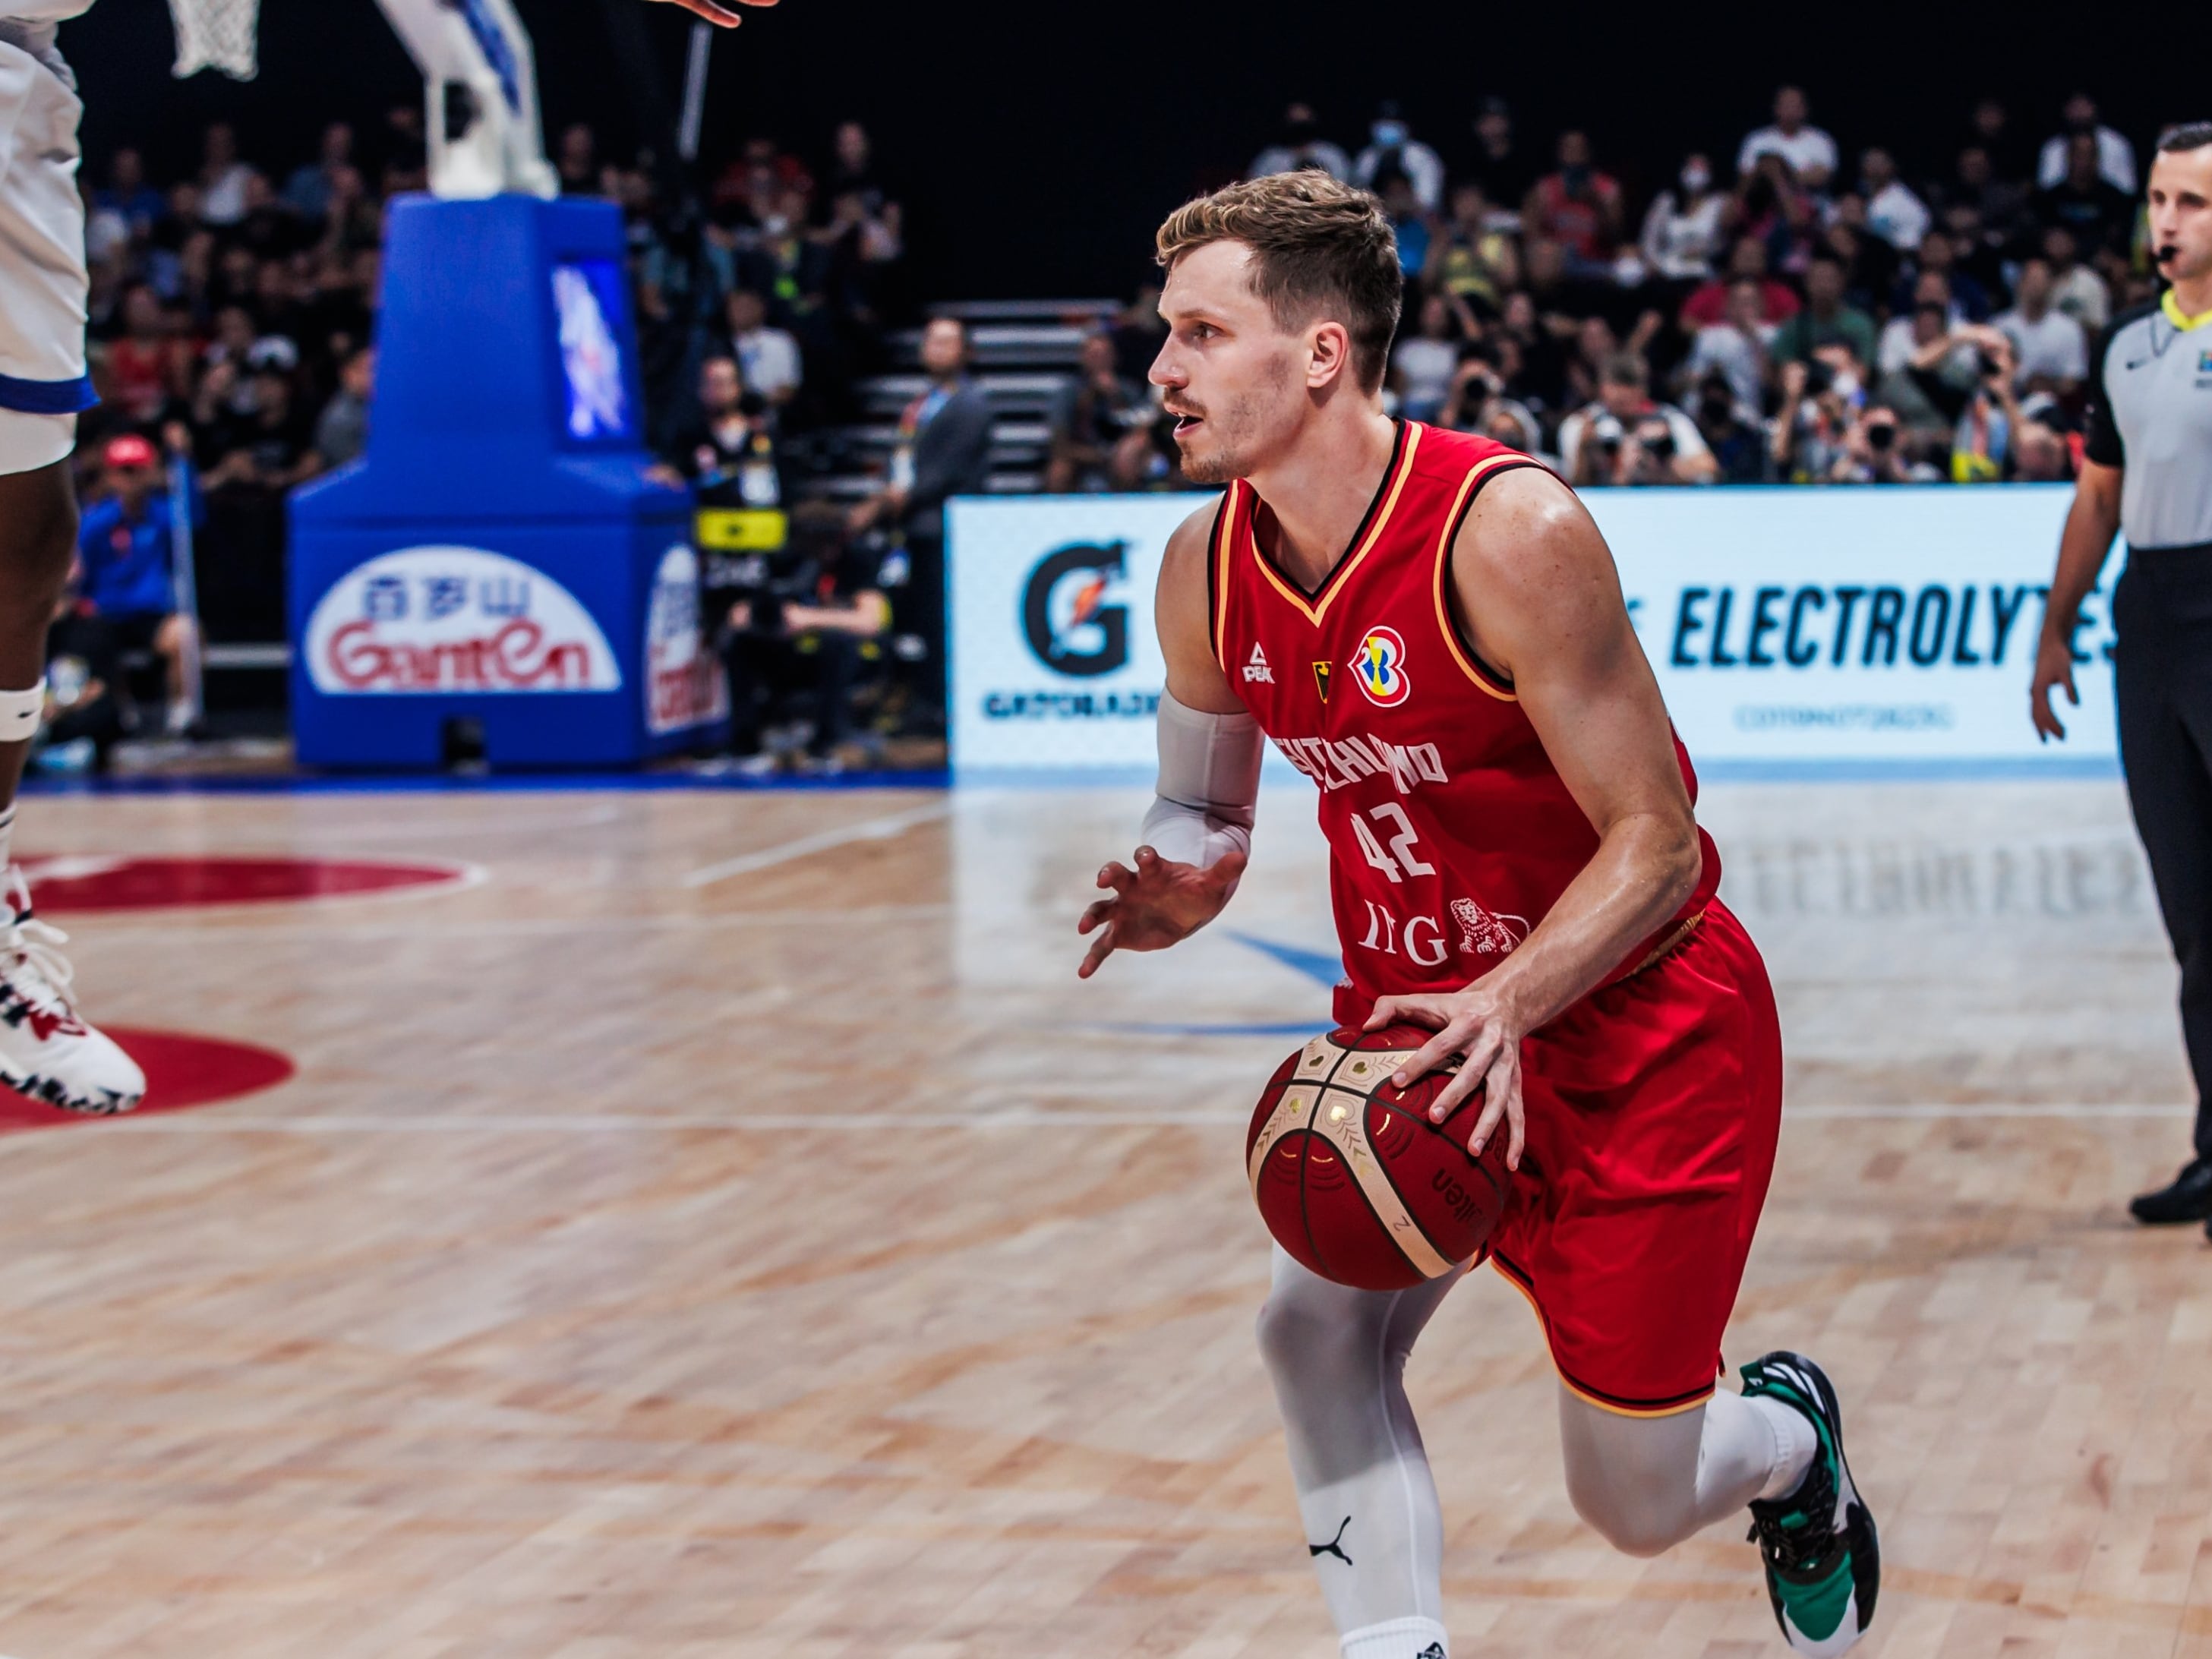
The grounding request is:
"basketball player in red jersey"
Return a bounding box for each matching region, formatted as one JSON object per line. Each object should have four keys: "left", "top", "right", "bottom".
{"left": 1076, "top": 173, "right": 1878, "bottom": 1659}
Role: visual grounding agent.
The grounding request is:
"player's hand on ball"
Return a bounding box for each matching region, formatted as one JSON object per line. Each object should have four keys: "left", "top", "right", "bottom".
{"left": 1365, "top": 987, "right": 1528, "bottom": 1169}
{"left": 650, "top": 0, "right": 775, "bottom": 26}
{"left": 1076, "top": 845, "right": 1247, "bottom": 979}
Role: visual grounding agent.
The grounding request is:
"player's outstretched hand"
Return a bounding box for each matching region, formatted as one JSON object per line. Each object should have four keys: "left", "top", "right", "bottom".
{"left": 650, "top": 0, "right": 775, "bottom": 26}
{"left": 1076, "top": 845, "right": 1247, "bottom": 979}
{"left": 1365, "top": 987, "right": 1529, "bottom": 1170}
{"left": 2029, "top": 629, "right": 2078, "bottom": 743}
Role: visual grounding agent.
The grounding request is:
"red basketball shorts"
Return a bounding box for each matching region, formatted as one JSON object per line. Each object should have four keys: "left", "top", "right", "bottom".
{"left": 1336, "top": 899, "right": 1784, "bottom": 1417}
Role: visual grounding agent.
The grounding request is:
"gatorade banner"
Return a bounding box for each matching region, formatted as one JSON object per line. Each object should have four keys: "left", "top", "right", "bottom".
{"left": 948, "top": 484, "right": 2113, "bottom": 776}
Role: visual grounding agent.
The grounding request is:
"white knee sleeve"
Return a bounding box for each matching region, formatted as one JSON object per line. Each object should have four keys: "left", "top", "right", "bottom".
{"left": 1557, "top": 1384, "right": 1816, "bottom": 1559}
{"left": 1257, "top": 1247, "right": 1461, "bottom": 1651}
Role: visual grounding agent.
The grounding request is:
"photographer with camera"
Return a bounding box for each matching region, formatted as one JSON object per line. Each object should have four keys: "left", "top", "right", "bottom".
{"left": 1559, "top": 352, "right": 1717, "bottom": 486}
{"left": 1436, "top": 350, "right": 1541, "bottom": 454}
{"left": 1829, "top": 403, "right": 1931, "bottom": 484}
{"left": 714, "top": 505, "right": 891, "bottom": 777}
{"left": 1770, "top": 347, "right": 1863, "bottom": 483}
{"left": 1902, "top": 321, "right": 2025, "bottom": 481}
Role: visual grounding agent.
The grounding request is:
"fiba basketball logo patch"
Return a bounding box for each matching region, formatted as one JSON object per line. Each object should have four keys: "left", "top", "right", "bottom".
{"left": 1351, "top": 626, "right": 1410, "bottom": 708}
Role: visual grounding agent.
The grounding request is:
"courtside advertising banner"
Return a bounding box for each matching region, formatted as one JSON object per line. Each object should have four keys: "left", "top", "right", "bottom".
{"left": 948, "top": 495, "right": 1197, "bottom": 771}
{"left": 949, "top": 484, "right": 2114, "bottom": 775}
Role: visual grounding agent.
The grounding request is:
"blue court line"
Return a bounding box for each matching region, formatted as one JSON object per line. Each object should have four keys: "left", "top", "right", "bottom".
{"left": 1084, "top": 932, "right": 1343, "bottom": 1039}
{"left": 1225, "top": 931, "right": 1345, "bottom": 988}
{"left": 17, "top": 767, "right": 952, "bottom": 798}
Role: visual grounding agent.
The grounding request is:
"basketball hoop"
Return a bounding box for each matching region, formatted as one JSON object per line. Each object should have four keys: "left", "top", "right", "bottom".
{"left": 168, "top": 0, "right": 260, "bottom": 80}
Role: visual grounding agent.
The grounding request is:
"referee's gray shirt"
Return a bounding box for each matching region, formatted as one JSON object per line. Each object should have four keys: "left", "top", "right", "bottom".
{"left": 2084, "top": 292, "right": 2212, "bottom": 550}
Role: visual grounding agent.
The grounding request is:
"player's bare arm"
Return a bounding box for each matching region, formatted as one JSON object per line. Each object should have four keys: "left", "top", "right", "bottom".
{"left": 1373, "top": 467, "right": 1702, "bottom": 1166}
{"left": 2031, "top": 458, "right": 2122, "bottom": 742}
{"left": 651, "top": 0, "right": 775, "bottom": 25}
{"left": 1076, "top": 502, "right": 1252, "bottom": 979}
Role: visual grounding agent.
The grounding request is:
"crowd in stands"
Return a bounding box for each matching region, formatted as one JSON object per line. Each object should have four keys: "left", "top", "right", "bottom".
{"left": 63, "top": 110, "right": 907, "bottom": 763}
{"left": 1049, "top": 88, "right": 2169, "bottom": 493}
{"left": 82, "top": 110, "right": 904, "bottom": 479}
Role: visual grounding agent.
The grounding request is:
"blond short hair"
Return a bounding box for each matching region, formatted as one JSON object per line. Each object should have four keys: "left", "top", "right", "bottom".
{"left": 1154, "top": 171, "right": 1403, "bottom": 393}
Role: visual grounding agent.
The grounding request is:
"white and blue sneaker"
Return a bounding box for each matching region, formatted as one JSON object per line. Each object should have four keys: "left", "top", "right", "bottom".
{"left": 1741, "top": 1352, "right": 1879, "bottom": 1657}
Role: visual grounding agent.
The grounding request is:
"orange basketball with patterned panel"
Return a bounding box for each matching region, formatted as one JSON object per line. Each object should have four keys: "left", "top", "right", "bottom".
{"left": 1246, "top": 1023, "right": 1513, "bottom": 1291}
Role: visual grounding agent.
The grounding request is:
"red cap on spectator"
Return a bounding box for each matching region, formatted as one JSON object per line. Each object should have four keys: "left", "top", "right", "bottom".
{"left": 103, "top": 434, "right": 158, "bottom": 471}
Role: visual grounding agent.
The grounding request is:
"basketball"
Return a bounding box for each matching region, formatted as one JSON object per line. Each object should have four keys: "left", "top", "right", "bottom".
{"left": 1246, "top": 1023, "right": 1513, "bottom": 1292}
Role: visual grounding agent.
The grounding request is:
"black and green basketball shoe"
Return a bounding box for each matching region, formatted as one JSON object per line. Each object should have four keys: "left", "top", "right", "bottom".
{"left": 1740, "top": 1352, "right": 1879, "bottom": 1657}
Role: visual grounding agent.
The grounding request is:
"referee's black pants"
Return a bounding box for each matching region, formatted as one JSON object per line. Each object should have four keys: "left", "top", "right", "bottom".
{"left": 2114, "top": 544, "right": 2212, "bottom": 1158}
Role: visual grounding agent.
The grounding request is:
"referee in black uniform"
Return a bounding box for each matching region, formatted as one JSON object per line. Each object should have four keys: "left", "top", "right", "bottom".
{"left": 2032, "top": 122, "right": 2212, "bottom": 1225}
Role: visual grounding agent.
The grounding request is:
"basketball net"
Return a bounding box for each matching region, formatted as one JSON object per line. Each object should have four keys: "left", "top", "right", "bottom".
{"left": 168, "top": 0, "right": 259, "bottom": 80}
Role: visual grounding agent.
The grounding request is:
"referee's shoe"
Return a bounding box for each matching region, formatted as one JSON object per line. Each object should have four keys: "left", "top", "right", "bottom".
{"left": 2132, "top": 1158, "right": 2212, "bottom": 1225}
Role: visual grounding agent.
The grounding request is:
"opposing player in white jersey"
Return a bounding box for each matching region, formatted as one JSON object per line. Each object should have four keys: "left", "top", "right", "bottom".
{"left": 0, "top": 0, "right": 768, "bottom": 1112}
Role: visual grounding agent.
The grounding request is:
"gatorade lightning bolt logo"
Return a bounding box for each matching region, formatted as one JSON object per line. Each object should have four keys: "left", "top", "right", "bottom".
{"left": 1350, "top": 626, "right": 1410, "bottom": 708}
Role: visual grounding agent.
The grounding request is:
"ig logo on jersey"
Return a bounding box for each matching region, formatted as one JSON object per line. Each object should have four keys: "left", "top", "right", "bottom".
{"left": 1350, "top": 626, "right": 1410, "bottom": 708}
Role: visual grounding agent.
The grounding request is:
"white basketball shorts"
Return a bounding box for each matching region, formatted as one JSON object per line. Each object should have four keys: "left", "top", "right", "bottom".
{"left": 0, "top": 30, "right": 90, "bottom": 476}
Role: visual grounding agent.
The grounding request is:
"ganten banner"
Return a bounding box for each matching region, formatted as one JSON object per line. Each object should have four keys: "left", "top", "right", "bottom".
{"left": 303, "top": 544, "right": 623, "bottom": 695}
{"left": 948, "top": 484, "right": 2113, "bottom": 775}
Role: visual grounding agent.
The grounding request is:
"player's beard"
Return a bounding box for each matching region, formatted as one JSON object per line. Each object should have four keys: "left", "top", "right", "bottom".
{"left": 1175, "top": 393, "right": 1273, "bottom": 484}
{"left": 1172, "top": 363, "right": 1295, "bottom": 484}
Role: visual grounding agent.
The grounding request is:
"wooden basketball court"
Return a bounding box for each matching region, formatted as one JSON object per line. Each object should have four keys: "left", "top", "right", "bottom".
{"left": 0, "top": 775, "right": 2201, "bottom": 1657}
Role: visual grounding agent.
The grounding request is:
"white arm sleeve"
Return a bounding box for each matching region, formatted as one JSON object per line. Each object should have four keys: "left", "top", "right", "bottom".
{"left": 1140, "top": 691, "right": 1263, "bottom": 875}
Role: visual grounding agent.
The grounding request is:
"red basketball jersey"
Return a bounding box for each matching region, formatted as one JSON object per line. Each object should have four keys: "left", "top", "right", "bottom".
{"left": 1209, "top": 421, "right": 1720, "bottom": 1014}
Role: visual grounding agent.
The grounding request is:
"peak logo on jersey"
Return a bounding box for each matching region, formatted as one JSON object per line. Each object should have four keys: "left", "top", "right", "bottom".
{"left": 1312, "top": 661, "right": 1333, "bottom": 702}
{"left": 1021, "top": 542, "right": 1129, "bottom": 678}
{"left": 1351, "top": 626, "right": 1410, "bottom": 708}
{"left": 1244, "top": 643, "right": 1274, "bottom": 684}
